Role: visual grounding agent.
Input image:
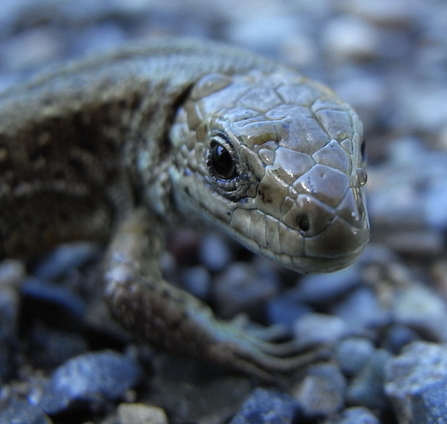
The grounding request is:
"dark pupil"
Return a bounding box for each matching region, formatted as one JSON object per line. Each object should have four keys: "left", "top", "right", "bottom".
{"left": 211, "top": 142, "right": 235, "bottom": 179}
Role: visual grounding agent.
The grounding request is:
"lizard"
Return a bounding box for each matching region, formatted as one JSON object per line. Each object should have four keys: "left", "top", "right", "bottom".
{"left": 0, "top": 38, "right": 369, "bottom": 380}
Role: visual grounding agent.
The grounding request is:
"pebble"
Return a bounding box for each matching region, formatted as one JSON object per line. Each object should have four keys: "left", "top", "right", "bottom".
{"left": 381, "top": 324, "right": 420, "bottom": 354}
{"left": 0, "top": 26, "right": 62, "bottom": 71}
{"left": 293, "top": 263, "right": 362, "bottom": 305}
{"left": 341, "top": 0, "right": 415, "bottom": 26}
{"left": 332, "top": 287, "right": 391, "bottom": 333}
{"left": 0, "top": 398, "right": 53, "bottom": 424}
{"left": 230, "top": 388, "right": 298, "bottom": 424}
{"left": 385, "top": 341, "right": 447, "bottom": 424}
{"left": 292, "top": 364, "right": 346, "bottom": 419}
{"left": 118, "top": 403, "right": 169, "bottom": 424}
{"left": 20, "top": 277, "right": 87, "bottom": 327}
{"left": 226, "top": 14, "right": 302, "bottom": 55}
{"left": 347, "top": 348, "right": 392, "bottom": 410}
{"left": 32, "top": 350, "right": 142, "bottom": 415}
{"left": 321, "top": 14, "right": 380, "bottom": 62}
{"left": 266, "top": 293, "right": 311, "bottom": 328}
{"left": 28, "top": 324, "right": 88, "bottom": 369}
{"left": 398, "top": 85, "right": 447, "bottom": 134}
{"left": 213, "top": 262, "right": 279, "bottom": 319}
{"left": 199, "top": 233, "right": 233, "bottom": 272}
{"left": 366, "top": 138, "right": 447, "bottom": 235}
{"left": 32, "top": 242, "right": 101, "bottom": 281}
{"left": 327, "top": 406, "right": 379, "bottom": 424}
{"left": 392, "top": 283, "right": 447, "bottom": 342}
{"left": 293, "top": 313, "right": 348, "bottom": 349}
{"left": 180, "top": 265, "right": 211, "bottom": 300}
{"left": 335, "top": 337, "right": 375, "bottom": 377}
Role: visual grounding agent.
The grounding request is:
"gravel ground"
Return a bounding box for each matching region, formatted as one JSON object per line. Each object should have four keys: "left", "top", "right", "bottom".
{"left": 1, "top": 1, "right": 447, "bottom": 423}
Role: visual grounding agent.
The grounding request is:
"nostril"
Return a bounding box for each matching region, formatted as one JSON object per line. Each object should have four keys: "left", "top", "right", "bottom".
{"left": 297, "top": 213, "right": 310, "bottom": 232}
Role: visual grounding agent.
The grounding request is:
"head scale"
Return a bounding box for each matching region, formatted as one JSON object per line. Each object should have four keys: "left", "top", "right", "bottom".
{"left": 169, "top": 70, "right": 369, "bottom": 273}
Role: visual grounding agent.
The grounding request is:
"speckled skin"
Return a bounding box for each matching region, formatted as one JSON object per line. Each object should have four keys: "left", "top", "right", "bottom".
{"left": 0, "top": 39, "right": 369, "bottom": 380}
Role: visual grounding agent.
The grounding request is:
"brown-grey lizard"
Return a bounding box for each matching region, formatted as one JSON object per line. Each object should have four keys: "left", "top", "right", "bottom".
{"left": 0, "top": 39, "right": 369, "bottom": 380}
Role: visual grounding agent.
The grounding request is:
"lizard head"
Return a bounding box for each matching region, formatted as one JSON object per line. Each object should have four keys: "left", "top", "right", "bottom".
{"left": 169, "top": 70, "right": 369, "bottom": 274}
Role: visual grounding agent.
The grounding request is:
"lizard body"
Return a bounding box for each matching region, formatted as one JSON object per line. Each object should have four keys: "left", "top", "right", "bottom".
{"left": 0, "top": 39, "right": 369, "bottom": 379}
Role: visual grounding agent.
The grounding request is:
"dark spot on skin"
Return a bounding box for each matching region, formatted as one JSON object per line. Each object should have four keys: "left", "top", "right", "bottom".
{"left": 258, "top": 188, "right": 272, "bottom": 204}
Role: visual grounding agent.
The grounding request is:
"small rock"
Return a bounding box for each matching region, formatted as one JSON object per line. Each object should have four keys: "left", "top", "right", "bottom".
{"left": 0, "top": 26, "right": 62, "bottom": 71}
{"left": 33, "top": 350, "right": 142, "bottom": 414}
{"left": 321, "top": 15, "right": 380, "bottom": 62}
{"left": 181, "top": 266, "right": 211, "bottom": 300}
{"left": 347, "top": 349, "right": 392, "bottom": 410}
{"left": 33, "top": 242, "right": 101, "bottom": 280}
{"left": 118, "top": 403, "right": 168, "bottom": 424}
{"left": 72, "top": 23, "right": 127, "bottom": 55}
{"left": 0, "top": 398, "right": 52, "bottom": 424}
{"left": 20, "top": 277, "right": 87, "bottom": 327}
{"left": 392, "top": 283, "right": 447, "bottom": 342}
{"left": 0, "top": 259, "right": 26, "bottom": 283}
{"left": 424, "top": 177, "right": 447, "bottom": 229}
{"left": 385, "top": 341, "right": 447, "bottom": 424}
{"left": 292, "top": 364, "right": 346, "bottom": 419}
{"left": 226, "top": 14, "right": 301, "bottom": 55}
{"left": 266, "top": 293, "right": 311, "bottom": 329}
{"left": 398, "top": 85, "right": 447, "bottom": 133}
{"left": 213, "top": 262, "right": 279, "bottom": 319}
{"left": 329, "top": 406, "right": 379, "bottom": 424}
{"left": 335, "top": 338, "right": 375, "bottom": 377}
{"left": 199, "top": 233, "right": 232, "bottom": 272}
{"left": 410, "top": 379, "right": 447, "bottom": 424}
{"left": 294, "top": 264, "right": 362, "bottom": 305}
{"left": 342, "top": 0, "right": 415, "bottom": 26}
{"left": 230, "top": 388, "right": 299, "bottom": 424}
{"left": 332, "top": 287, "right": 391, "bottom": 333}
{"left": 381, "top": 324, "right": 420, "bottom": 354}
{"left": 293, "top": 313, "right": 348, "bottom": 349}
{"left": 28, "top": 324, "right": 88, "bottom": 369}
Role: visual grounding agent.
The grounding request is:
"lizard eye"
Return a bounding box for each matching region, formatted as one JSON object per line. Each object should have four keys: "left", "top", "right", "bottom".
{"left": 208, "top": 135, "right": 237, "bottom": 180}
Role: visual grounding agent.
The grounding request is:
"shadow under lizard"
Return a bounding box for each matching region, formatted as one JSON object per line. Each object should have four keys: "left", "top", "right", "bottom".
{"left": 0, "top": 39, "right": 369, "bottom": 381}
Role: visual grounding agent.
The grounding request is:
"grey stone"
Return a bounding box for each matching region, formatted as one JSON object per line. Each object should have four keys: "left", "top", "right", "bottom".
{"left": 347, "top": 349, "right": 392, "bottom": 410}
{"left": 385, "top": 341, "right": 447, "bottom": 424}
{"left": 294, "top": 263, "right": 362, "bottom": 304}
{"left": 333, "top": 287, "right": 391, "bottom": 333}
{"left": 335, "top": 338, "right": 375, "bottom": 376}
{"left": 293, "top": 313, "right": 348, "bottom": 350}
{"left": 35, "top": 350, "right": 142, "bottom": 414}
{"left": 0, "top": 398, "right": 52, "bottom": 424}
{"left": 293, "top": 364, "right": 346, "bottom": 419}
{"left": 199, "top": 233, "right": 232, "bottom": 272}
{"left": 230, "top": 388, "right": 299, "bottom": 424}
{"left": 328, "top": 406, "right": 379, "bottom": 424}
{"left": 392, "top": 283, "right": 447, "bottom": 342}
{"left": 213, "top": 262, "right": 279, "bottom": 319}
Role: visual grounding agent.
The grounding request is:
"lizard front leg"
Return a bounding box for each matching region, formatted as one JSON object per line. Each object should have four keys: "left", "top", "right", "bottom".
{"left": 104, "top": 208, "right": 323, "bottom": 381}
